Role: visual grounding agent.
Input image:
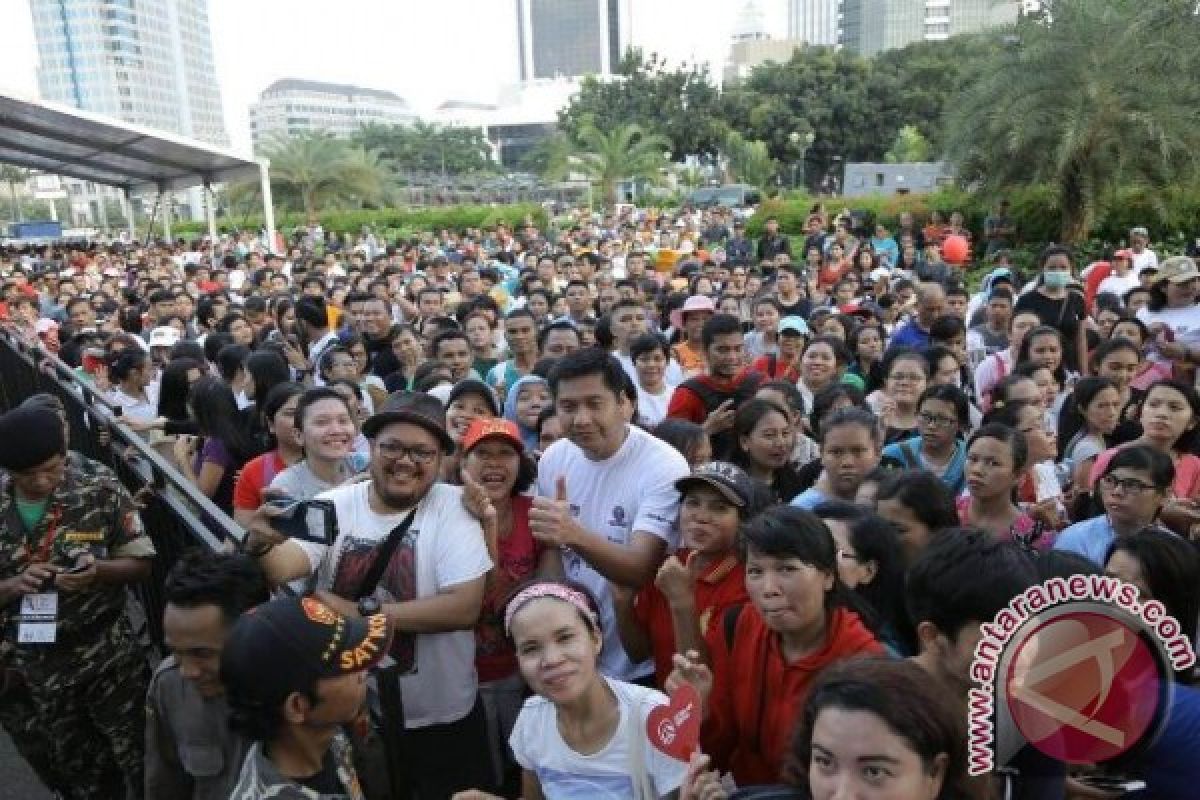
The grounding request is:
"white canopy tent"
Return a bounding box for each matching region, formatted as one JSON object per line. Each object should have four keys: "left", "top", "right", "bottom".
{"left": 0, "top": 87, "right": 275, "bottom": 248}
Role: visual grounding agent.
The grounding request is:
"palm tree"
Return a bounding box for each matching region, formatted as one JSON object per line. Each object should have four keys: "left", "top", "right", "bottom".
{"left": 0, "top": 165, "right": 30, "bottom": 223}
{"left": 722, "top": 132, "right": 776, "bottom": 188}
{"left": 572, "top": 122, "right": 671, "bottom": 206}
{"left": 944, "top": 0, "right": 1200, "bottom": 243}
{"left": 259, "top": 132, "right": 355, "bottom": 223}
{"left": 336, "top": 146, "right": 394, "bottom": 208}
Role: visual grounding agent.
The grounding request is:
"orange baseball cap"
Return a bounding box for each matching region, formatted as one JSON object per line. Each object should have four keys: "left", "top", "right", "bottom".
{"left": 462, "top": 417, "right": 524, "bottom": 455}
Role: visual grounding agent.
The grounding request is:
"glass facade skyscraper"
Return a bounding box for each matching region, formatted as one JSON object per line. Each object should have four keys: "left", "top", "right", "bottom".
{"left": 516, "top": 0, "right": 631, "bottom": 81}
{"left": 29, "top": 0, "right": 229, "bottom": 147}
{"left": 840, "top": 0, "right": 1020, "bottom": 56}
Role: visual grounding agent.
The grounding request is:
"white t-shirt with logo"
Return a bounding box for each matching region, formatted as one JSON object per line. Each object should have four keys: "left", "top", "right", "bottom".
{"left": 510, "top": 677, "right": 686, "bottom": 799}
{"left": 535, "top": 426, "right": 689, "bottom": 681}
{"left": 298, "top": 481, "right": 492, "bottom": 728}
{"left": 635, "top": 384, "right": 674, "bottom": 428}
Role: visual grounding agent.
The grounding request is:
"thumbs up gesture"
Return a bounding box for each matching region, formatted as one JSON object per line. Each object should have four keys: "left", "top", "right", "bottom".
{"left": 530, "top": 475, "right": 580, "bottom": 549}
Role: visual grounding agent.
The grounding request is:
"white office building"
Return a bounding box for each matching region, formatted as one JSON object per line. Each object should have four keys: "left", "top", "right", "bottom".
{"left": 248, "top": 79, "right": 417, "bottom": 151}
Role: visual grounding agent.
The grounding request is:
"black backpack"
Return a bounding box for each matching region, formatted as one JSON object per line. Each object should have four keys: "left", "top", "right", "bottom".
{"left": 678, "top": 373, "right": 764, "bottom": 459}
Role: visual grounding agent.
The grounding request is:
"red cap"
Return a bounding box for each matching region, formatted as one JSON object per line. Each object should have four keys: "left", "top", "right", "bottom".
{"left": 462, "top": 418, "right": 524, "bottom": 454}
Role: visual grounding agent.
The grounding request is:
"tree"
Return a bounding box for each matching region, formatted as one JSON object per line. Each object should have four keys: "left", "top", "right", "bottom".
{"left": 884, "top": 126, "right": 932, "bottom": 163}
{"left": 869, "top": 35, "right": 996, "bottom": 154}
{"left": 571, "top": 122, "right": 671, "bottom": 206}
{"left": 722, "top": 132, "right": 777, "bottom": 188}
{"left": 722, "top": 47, "right": 886, "bottom": 191}
{"left": 0, "top": 165, "right": 30, "bottom": 223}
{"left": 944, "top": 0, "right": 1200, "bottom": 242}
{"left": 521, "top": 132, "right": 574, "bottom": 182}
{"left": 352, "top": 122, "right": 494, "bottom": 177}
{"left": 558, "top": 49, "right": 727, "bottom": 159}
{"left": 259, "top": 133, "right": 391, "bottom": 222}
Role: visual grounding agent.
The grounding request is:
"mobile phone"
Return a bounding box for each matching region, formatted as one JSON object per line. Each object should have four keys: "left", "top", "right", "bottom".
{"left": 1072, "top": 774, "right": 1146, "bottom": 793}
{"left": 268, "top": 499, "right": 337, "bottom": 546}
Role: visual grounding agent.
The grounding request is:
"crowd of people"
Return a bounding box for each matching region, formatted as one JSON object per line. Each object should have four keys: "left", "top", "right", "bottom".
{"left": 0, "top": 203, "right": 1199, "bottom": 800}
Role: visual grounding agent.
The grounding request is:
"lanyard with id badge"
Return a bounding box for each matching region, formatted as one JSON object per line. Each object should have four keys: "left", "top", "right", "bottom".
{"left": 16, "top": 506, "right": 67, "bottom": 645}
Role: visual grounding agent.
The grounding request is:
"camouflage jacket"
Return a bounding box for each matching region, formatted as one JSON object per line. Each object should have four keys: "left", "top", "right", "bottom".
{"left": 0, "top": 455, "right": 155, "bottom": 644}
{"left": 228, "top": 733, "right": 365, "bottom": 800}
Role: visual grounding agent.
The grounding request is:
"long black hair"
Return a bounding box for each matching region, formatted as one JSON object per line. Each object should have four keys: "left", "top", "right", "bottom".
{"left": 188, "top": 376, "right": 260, "bottom": 464}
{"left": 157, "top": 357, "right": 201, "bottom": 422}
{"left": 739, "top": 505, "right": 884, "bottom": 641}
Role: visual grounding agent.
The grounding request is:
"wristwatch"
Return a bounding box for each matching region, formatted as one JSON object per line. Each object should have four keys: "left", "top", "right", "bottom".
{"left": 357, "top": 596, "right": 382, "bottom": 617}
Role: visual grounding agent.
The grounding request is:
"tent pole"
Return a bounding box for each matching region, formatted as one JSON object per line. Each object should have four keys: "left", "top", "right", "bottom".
{"left": 204, "top": 181, "right": 217, "bottom": 243}
{"left": 258, "top": 158, "right": 276, "bottom": 254}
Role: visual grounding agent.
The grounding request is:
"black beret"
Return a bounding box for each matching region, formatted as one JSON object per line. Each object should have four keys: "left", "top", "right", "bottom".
{"left": 0, "top": 407, "right": 66, "bottom": 471}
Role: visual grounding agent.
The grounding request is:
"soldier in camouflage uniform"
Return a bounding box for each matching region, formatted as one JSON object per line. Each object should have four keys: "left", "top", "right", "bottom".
{"left": 0, "top": 406, "right": 157, "bottom": 799}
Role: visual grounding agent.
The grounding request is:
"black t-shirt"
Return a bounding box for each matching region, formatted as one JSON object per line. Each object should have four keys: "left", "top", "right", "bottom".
{"left": 1014, "top": 288, "right": 1088, "bottom": 372}
{"left": 778, "top": 297, "right": 812, "bottom": 319}
{"left": 297, "top": 751, "right": 344, "bottom": 795}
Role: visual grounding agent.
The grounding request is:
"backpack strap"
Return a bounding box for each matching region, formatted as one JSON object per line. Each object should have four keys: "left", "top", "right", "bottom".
{"left": 899, "top": 440, "right": 920, "bottom": 468}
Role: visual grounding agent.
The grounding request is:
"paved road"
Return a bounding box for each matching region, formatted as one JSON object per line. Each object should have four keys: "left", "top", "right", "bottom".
{"left": 0, "top": 730, "right": 52, "bottom": 799}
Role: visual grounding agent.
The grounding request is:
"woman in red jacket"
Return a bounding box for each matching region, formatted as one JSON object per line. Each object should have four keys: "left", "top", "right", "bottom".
{"left": 612, "top": 461, "right": 768, "bottom": 686}
{"left": 669, "top": 505, "right": 883, "bottom": 786}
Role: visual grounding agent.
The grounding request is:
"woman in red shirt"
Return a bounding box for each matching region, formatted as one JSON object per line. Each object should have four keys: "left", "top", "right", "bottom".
{"left": 612, "top": 461, "right": 767, "bottom": 686}
{"left": 459, "top": 417, "right": 545, "bottom": 790}
{"left": 669, "top": 505, "right": 883, "bottom": 785}
{"left": 232, "top": 382, "right": 304, "bottom": 526}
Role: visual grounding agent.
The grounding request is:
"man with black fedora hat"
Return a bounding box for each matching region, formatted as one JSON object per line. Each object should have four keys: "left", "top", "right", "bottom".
{"left": 242, "top": 391, "right": 495, "bottom": 797}
{"left": 223, "top": 594, "right": 391, "bottom": 800}
{"left": 0, "top": 405, "right": 156, "bottom": 798}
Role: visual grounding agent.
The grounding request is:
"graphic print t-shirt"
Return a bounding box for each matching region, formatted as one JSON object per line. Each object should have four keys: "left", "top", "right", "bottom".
{"left": 298, "top": 481, "right": 492, "bottom": 728}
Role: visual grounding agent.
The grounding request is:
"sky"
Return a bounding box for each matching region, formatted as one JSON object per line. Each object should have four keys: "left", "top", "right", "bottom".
{"left": 0, "top": 0, "right": 788, "bottom": 153}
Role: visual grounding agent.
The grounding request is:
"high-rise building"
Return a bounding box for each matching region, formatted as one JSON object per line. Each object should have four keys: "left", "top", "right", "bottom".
{"left": 29, "top": 0, "right": 229, "bottom": 146}
{"left": 516, "top": 0, "right": 632, "bottom": 81}
{"left": 725, "top": 0, "right": 803, "bottom": 84}
{"left": 29, "top": 0, "right": 231, "bottom": 224}
{"left": 787, "top": 0, "right": 841, "bottom": 46}
{"left": 841, "top": 0, "right": 1020, "bottom": 56}
{"left": 248, "top": 80, "right": 417, "bottom": 151}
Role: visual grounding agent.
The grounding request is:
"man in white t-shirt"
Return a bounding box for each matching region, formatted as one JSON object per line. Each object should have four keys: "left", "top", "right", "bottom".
{"left": 241, "top": 392, "right": 494, "bottom": 798}
{"left": 1130, "top": 226, "right": 1158, "bottom": 275}
{"left": 611, "top": 298, "right": 685, "bottom": 387}
{"left": 1096, "top": 249, "right": 1141, "bottom": 299}
{"left": 531, "top": 350, "right": 690, "bottom": 682}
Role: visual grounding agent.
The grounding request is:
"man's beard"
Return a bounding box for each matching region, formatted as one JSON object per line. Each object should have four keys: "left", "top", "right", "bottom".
{"left": 372, "top": 473, "right": 432, "bottom": 512}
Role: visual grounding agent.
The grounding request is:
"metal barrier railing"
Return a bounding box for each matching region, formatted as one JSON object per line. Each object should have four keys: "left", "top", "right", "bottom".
{"left": 0, "top": 330, "right": 244, "bottom": 645}
{"left": 0, "top": 333, "right": 418, "bottom": 799}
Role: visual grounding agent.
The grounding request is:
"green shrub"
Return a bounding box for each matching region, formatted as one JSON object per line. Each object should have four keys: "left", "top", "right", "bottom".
{"left": 170, "top": 204, "right": 549, "bottom": 239}
{"left": 746, "top": 184, "right": 1200, "bottom": 247}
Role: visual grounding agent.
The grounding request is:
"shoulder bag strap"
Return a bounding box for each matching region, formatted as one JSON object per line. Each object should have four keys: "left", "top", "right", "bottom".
{"left": 354, "top": 505, "right": 419, "bottom": 601}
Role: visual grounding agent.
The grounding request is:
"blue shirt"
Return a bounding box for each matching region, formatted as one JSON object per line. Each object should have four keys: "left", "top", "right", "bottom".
{"left": 791, "top": 487, "right": 832, "bottom": 510}
{"left": 1053, "top": 515, "right": 1116, "bottom": 565}
{"left": 1132, "top": 684, "right": 1200, "bottom": 799}
{"left": 887, "top": 320, "right": 931, "bottom": 352}
{"left": 882, "top": 436, "right": 967, "bottom": 495}
{"left": 871, "top": 236, "right": 899, "bottom": 266}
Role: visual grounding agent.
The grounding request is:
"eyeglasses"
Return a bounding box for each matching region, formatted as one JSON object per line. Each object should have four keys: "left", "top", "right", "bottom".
{"left": 917, "top": 412, "right": 957, "bottom": 429}
{"left": 888, "top": 372, "right": 926, "bottom": 384}
{"left": 1099, "top": 475, "right": 1157, "bottom": 494}
{"left": 374, "top": 440, "right": 439, "bottom": 465}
